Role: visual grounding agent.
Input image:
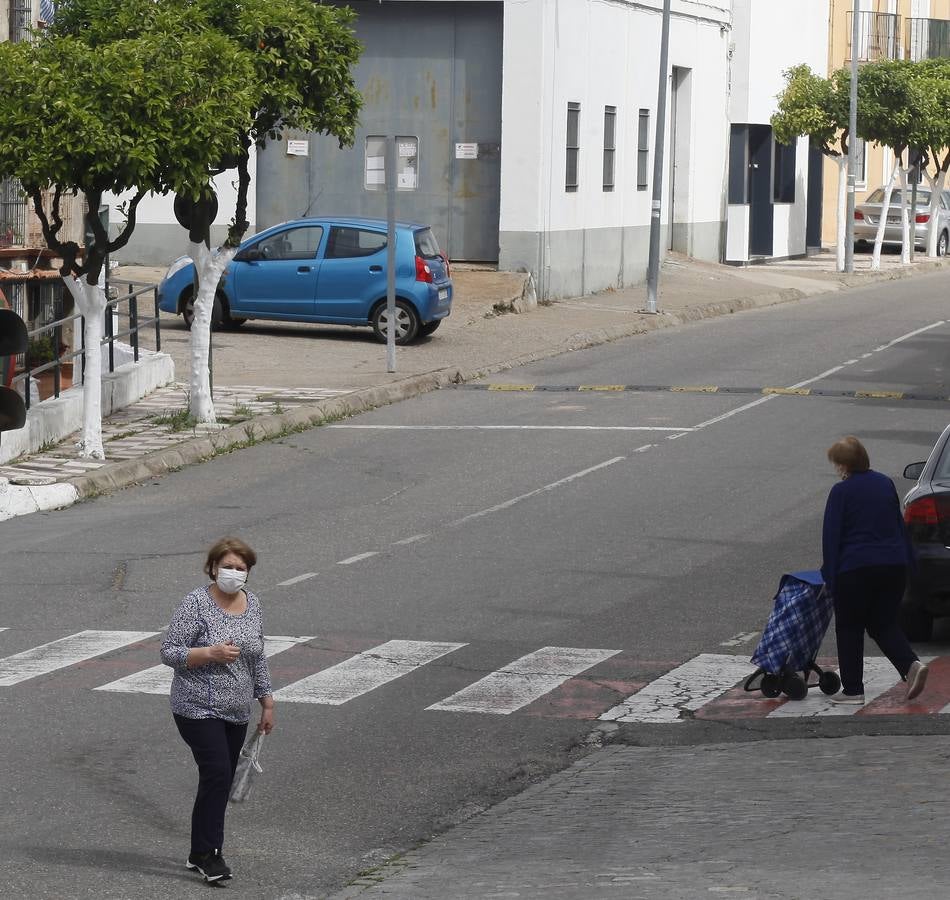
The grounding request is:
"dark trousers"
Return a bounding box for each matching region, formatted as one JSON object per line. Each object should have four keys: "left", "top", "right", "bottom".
{"left": 174, "top": 715, "right": 248, "bottom": 855}
{"left": 833, "top": 565, "right": 918, "bottom": 696}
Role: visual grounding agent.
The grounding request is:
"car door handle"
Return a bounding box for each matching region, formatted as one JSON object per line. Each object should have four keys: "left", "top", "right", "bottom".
{"left": 369, "top": 265, "right": 383, "bottom": 273}
{"left": 297, "top": 266, "right": 311, "bottom": 273}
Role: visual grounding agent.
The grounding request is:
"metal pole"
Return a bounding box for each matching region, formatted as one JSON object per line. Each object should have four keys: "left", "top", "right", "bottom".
{"left": 645, "top": 0, "right": 672, "bottom": 314}
{"left": 385, "top": 136, "right": 397, "bottom": 373}
{"left": 844, "top": 1, "right": 861, "bottom": 273}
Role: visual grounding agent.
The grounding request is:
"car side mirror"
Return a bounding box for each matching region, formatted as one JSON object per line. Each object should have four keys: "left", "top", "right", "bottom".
{"left": 903, "top": 462, "right": 926, "bottom": 480}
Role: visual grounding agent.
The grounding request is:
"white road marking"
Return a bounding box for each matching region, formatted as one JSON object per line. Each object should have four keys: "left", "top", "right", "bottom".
{"left": 0, "top": 630, "right": 158, "bottom": 687}
{"left": 427, "top": 646, "right": 620, "bottom": 715}
{"left": 633, "top": 444, "right": 654, "bottom": 453}
{"left": 0, "top": 628, "right": 6, "bottom": 634}
{"left": 449, "top": 456, "right": 625, "bottom": 528}
{"left": 337, "top": 552, "right": 380, "bottom": 566}
{"left": 277, "top": 573, "right": 318, "bottom": 587}
{"left": 599, "top": 654, "right": 755, "bottom": 723}
{"left": 393, "top": 534, "right": 429, "bottom": 546}
{"left": 767, "top": 657, "right": 903, "bottom": 718}
{"left": 872, "top": 320, "right": 945, "bottom": 352}
{"left": 693, "top": 395, "right": 775, "bottom": 430}
{"left": 94, "top": 635, "right": 312, "bottom": 695}
{"left": 719, "top": 632, "right": 759, "bottom": 648}
{"left": 273, "top": 639, "right": 466, "bottom": 705}
{"left": 330, "top": 425, "right": 693, "bottom": 432}
{"left": 788, "top": 365, "right": 844, "bottom": 390}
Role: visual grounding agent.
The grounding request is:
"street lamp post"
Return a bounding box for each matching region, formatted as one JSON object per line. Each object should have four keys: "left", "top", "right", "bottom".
{"left": 645, "top": 0, "right": 672, "bottom": 314}
{"left": 844, "top": 0, "right": 861, "bottom": 273}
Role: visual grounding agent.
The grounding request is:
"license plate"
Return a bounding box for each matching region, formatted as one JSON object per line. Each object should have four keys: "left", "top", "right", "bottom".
{"left": 887, "top": 215, "right": 901, "bottom": 224}
{"left": 438, "top": 288, "right": 449, "bottom": 301}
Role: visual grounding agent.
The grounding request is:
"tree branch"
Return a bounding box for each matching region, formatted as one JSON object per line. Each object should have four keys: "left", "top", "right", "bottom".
{"left": 226, "top": 134, "right": 252, "bottom": 248}
{"left": 106, "top": 189, "right": 147, "bottom": 255}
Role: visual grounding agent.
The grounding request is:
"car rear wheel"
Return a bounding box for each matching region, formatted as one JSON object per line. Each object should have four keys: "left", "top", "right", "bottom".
{"left": 938, "top": 231, "right": 949, "bottom": 257}
{"left": 371, "top": 300, "right": 420, "bottom": 345}
{"left": 419, "top": 320, "right": 442, "bottom": 337}
{"left": 180, "top": 287, "right": 229, "bottom": 331}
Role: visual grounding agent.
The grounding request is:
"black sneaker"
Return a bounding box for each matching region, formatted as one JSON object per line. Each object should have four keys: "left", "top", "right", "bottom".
{"left": 186, "top": 849, "right": 232, "bottom": 882}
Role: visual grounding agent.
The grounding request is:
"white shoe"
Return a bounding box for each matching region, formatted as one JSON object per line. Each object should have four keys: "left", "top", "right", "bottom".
{"left": 829, "top": 692, "right": 865, "bottom": 705}
{"left": 906, "top": 660, "right": 929, "bottom": 701}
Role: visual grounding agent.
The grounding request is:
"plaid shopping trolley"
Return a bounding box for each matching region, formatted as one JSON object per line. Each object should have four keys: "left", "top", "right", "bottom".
{"left": 743, "top": 570, "right": 841, "bottom": 700}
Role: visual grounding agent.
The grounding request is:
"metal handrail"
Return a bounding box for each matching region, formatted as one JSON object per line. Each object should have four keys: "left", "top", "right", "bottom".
{"left": 11, "top": 278, "right": 162, "bottom": 410}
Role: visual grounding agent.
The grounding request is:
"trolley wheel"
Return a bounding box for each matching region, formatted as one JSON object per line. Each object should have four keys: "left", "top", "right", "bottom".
{"left": 782, "top": 674, "right": 808, "bottom": 701}
{"left": 760, "top": 673, "right": 782, "bottom": 698}
{"left": 818, "top": 671, "right": 842, "bottom": 696}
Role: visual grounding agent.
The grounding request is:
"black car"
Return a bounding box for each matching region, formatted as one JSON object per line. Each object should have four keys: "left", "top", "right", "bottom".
{"left": 901, "top": 423, "right": 950, "bottom": 640}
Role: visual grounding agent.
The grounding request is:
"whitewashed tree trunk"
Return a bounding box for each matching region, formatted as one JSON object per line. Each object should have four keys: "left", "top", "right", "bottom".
{"left": 835, "top": 156, "right": 847, "bottom": 272}
{"left": 898, "top": 166, "right": 911, "bottom": 265}
{"left": 871, "top": 161, "right": 901, "bottom": 270}
{"left": 188, "top": 241, "right": 237, "bottom": 423}
{"left": 62, "top": 277, "right": 106, "bottom": 460}
{"left": 925, "top": 169, "right": 947, "bottom": 257}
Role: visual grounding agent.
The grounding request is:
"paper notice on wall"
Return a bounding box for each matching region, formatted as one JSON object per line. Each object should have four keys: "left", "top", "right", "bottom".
{"left": 397, "top": 172, "right": 417, "bottom": 189}
{"left": 286, "top": 140, "right": 309, "bottom": 157}
{"left": 455, "top": 142, "right": 479, "bottom": 159}
{"left": 398, "top": 142, "right": 417, "bottom": 158}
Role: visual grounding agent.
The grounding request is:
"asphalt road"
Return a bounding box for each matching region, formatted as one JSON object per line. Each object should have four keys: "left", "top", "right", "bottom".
{"left": 1, "top": 272, "right": 949, "bottom": 898}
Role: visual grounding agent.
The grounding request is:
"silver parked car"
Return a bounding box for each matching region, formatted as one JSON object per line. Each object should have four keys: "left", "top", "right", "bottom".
{"left": 854, "top": 187, "right": 950, "bottom": 255}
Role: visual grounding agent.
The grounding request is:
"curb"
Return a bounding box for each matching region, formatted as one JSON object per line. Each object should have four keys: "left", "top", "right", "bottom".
{"left": 60, "top": 260, "right": 949, "bottom": 503}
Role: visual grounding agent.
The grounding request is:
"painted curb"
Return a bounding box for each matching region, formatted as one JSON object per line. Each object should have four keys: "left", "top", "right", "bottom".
{"left": 60, "top": 259, "right": 950, "bottom": 502}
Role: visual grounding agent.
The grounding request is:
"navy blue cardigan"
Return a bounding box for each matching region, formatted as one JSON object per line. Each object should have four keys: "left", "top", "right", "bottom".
{"left": 821, "top": 469, "right": 914, "bottom": 594}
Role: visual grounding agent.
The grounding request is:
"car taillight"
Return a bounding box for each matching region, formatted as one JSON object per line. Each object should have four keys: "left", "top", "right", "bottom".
{"left": 440, "top": 252, "right": 451, "bottom": 278}
{"left": 905, "top": 496, "right": 940, "bottom": 526}
{"left": 915, "top": 213, "right": 931, "bottom": 224}
{"left": 415, "top": 256, "right": 433, "bottom": 283}
{"left": 854, "top": 210, "right": 865, "bottom": 220}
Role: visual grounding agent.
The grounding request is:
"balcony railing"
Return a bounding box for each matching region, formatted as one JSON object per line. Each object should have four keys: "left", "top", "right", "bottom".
{"left": 908, "top": 17, "right": 950, "bottom": 61}
{"left": 0, "top": 178, "right": 27, "bottom": 250}
{"left": 847, "top": 11, "right": 901, "bottom": 62}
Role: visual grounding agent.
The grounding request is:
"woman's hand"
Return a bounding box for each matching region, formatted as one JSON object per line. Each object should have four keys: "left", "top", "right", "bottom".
{"left": 207, "top": 640, "right": 240, "bottom": 664}
{"left": 258, "top": 698, "right": 274, "bottom": 735}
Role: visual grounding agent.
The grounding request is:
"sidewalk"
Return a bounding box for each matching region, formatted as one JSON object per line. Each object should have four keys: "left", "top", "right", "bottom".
{"left": 328, "top": 735, "right": 950, "bottom": 899}
{"left": 1, "top": 248, "right": 947, "bottom": 520}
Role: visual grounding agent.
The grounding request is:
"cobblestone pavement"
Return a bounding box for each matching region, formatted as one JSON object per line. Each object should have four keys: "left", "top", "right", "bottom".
{"left": 331, "top": 736, "right": 950, "bottom": 900}
{"left": 0, "top": 382, "right": 349, "bottom": 483}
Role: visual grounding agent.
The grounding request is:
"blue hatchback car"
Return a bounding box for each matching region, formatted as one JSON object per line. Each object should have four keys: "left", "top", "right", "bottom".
{"left": 157, "top": 216, "right": 453, "bottom": 344}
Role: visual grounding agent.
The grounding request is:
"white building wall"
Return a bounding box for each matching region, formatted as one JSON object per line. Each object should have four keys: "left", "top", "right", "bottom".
{"left": 106, "top": 159, "right": 257, "bottom": 268}
{"left": 499, "top": 0, "right": 731, "bottom": 299}
{"left": 726, "top": 0, "right": 828, "bottom": 263}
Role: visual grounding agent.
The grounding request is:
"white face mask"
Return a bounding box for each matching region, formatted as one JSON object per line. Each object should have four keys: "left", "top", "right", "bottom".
{"left": 216, "top": 567, "right": 247, "bottom": 595}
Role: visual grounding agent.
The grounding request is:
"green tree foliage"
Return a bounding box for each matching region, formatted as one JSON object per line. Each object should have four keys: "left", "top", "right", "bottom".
{"left": 772, "top": 64, "right": 850, "bottom": 157}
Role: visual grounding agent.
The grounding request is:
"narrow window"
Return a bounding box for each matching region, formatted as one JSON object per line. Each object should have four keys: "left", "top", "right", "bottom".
{"left": 852, "top": 137, "right": 866, "bottom": 186}
{"left": 728, "top": 124, "right": 749, "bottom": 204}
{"left": 566, "top": 102, "right": 581, "bottom": 192}
{"left": 603, "top": 106, "right": 617, "bottom": 192}
{"left": 637, "top": 109, "right": 650, "bottom": 191}
{"left": 773, "top": 139, "right": 796, "bottom": 203}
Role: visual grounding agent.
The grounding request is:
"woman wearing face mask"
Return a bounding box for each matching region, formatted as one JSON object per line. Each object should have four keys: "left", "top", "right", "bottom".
{"left": 160, "top": 536, "right": 274, "bottom": 883}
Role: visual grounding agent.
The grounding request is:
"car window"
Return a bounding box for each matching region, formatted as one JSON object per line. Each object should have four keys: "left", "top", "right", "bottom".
{"left": 326, "top": 227, "right": 387, "bottom": 259}
{"left": 864, "top": 188, "right": 931, "bottom": 205}
{"left": 257, "top": 226, "right": 323, "bottom": 261}
{"left": 414, "top": 228, "right": 441, "bottom": 259}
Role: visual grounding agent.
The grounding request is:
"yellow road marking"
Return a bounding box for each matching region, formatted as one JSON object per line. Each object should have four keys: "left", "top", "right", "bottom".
{"left": 854, "top": 390, "right": 904, "bottom": 400}
{"left": 670, "top": 385, "right": 720, "bottom": 393}
{"left": 488, "top": 384, "right": 536, "bottom": 392}
{"left": 762, "top": 387, "right": 811, "bottom": 396}
{"left": 578, "top": 385, "right": 626, "bottom": 392}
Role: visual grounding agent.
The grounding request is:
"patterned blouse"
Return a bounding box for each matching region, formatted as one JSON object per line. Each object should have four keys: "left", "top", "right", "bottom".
{"left": 160, "top": 586, "right": 273, "bottom": 724}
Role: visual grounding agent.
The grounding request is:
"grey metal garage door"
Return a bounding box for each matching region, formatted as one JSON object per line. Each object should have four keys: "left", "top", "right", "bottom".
{"left": 255, "top": 1, "right": 503, "bottom": 262}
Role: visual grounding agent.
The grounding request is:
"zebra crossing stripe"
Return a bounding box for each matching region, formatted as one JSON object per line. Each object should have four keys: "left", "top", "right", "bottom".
{"left": 273, "top": 640, "right": 466, "bottom": 705}
{"left": 93, "top": 635, "right": 312, "bottom": 695}
{"left": 767, "top": 657, "right": 903, "bottom": 718}
{"left": 426, "top": 647, "right": 621, "bottom": 715}
{"left": 0, "top": 630, "right": 158, "bottom": 687}
{"left": 598, "top": 654, "right": 756, "bottom": 723}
